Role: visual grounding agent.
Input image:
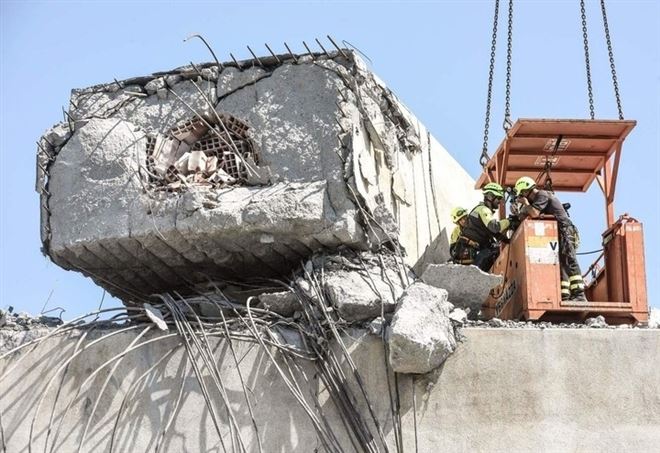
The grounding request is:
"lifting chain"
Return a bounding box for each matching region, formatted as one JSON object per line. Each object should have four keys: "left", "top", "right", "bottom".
{"left": 540, "top": 134, "right": 563, "bottom": 192}
{"left": 580, "top": 0, "right": 595, "bottom": 120}
{"left": 600, "top": 0, "right": 624, "bottom": 119}
{"left": 503, "top": 0, "right": 514, "bottom": 131}
{"left": 480, "top": 0, "right": 501, "bottom": 170}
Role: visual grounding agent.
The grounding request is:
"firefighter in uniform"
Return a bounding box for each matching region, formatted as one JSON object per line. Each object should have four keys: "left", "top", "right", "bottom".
{"left": 514, "top": 176, "right": 587, "bottom": 301}
{"left": 449, "top": 207, "right": 469, "bottom": 263}
{"left": 454, "top": 182, "right": 511, "bottom": 271}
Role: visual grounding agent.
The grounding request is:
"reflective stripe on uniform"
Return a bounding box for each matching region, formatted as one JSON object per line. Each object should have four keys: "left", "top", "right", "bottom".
{"left": 569, "top": 275, "right": 584, "bottom": 291}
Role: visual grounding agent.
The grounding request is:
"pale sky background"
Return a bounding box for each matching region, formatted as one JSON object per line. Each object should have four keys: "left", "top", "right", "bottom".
{"left": 1, "top": 0, "right": 658, "bottom": 319}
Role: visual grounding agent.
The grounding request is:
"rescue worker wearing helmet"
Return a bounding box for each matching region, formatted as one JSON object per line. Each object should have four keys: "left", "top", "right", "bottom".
{"left": 449, "top": 207, "right": 469, "bottom": 263}
{"left": 454, "top": 182, "right": 511, "bottom": 271}
{"left": 514, "top": 176, "right": 587, "bottom": 302}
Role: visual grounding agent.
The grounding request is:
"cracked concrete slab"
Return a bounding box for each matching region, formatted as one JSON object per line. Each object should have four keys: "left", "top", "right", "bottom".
{"left": 388, "top": 282, "right": 456, "bottom": 374}
{"left": 38, "top": 50, "right": 478, "bottom": 302}
{"left": 421, "top": 263, "right": 503, "bottom": 318}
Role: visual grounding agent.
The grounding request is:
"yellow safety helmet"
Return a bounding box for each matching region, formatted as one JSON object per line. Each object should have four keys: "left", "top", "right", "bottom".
{"left": 482, "top": 182, "right": 505, "bottom": 198}
{"left": 514, "top": 176, "right": 537, "bottom": 196}
{"left": 451, "top": 207, "right": 468, "bottom": 224}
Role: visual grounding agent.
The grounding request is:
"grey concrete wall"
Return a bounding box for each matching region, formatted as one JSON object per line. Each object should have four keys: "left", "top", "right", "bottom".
{"left": 2, "top": 327, "right": 659, "bottom": 452}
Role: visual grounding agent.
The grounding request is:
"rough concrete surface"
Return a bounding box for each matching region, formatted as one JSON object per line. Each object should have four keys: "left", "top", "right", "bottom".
{"left": 421, "top": 263, "right": 503, "bottom": 317}
{"left": 3, "top": 327, "right": 659, "bottom": 452}
{"left": 324, "top": 267, "right": 405, "bottom": 321}
{"left": 388, "top": 282, "right": 456, "bottom": 374}
{"left": 37, "top": 50, "right": 479, "bottom": 302}
{"left": 256, "top": 290, "right": 301, "bottom": 317}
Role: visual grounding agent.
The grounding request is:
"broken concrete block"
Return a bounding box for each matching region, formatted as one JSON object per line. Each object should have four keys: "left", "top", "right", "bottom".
{"left": 164, "top": 74, "right": 182, "bottom": 87}
{"left": 421, "top": 263, "right": 503, "bottom": 318}
{"left": 324, "top": 269, "right": 402, "bottom": 322}
{"left": 209, "top": 168, "right": 236, "bottom": 185}
{"left": 388, "top": 282, "right": 456, "bottom": 374}
{"left": 448, "top": 308, "right": 468, "bottom": 326}
{"left": 488, "top": 317, "right": 506, "bottom": 327}
{"left": 257, "top": 291, "right": 301, "bottom": 317}
{"left": 175, "top": 152, "right": 190, "bottom": 174}
{"left": 206, "top": 155, "right": 218, "bottom": 174}
{"left": 39, "top": 51, "right": 479, "bottom": 303}
{"left": 44, "top": 122, "right": 72, "bottom": 147}
{"left": 586, "top": 315, "right": 608, "bottom": 328}
{"left": 368, "top": 317, "right": 384, "bottom": 335}
{"left": 143, "top": 303, "right": 168, "bottom": 331}
{"left": 145, "top": 77, "right": 166, "bottom": 95}
{"left": 188, "top": 151, "right": 207, "bottom": 173}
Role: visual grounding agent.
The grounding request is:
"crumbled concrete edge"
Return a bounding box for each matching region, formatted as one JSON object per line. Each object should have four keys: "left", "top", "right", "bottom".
{"left": 388, "top": 282, "right": 457, "bottom": 374}
{"left": 36, "top": 49, "right": 422, "bottom": 298}
{"left": 421, "top": 263, "right": 502, "bottom": 319}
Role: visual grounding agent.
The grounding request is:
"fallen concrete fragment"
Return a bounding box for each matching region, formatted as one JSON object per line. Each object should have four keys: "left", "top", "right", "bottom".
{"left": 257, "top": 291, "right": 301, "bottom": 317}
{"left": 388, "top": 282, "right": 456, "bottom": 374}
{"left": 144, "top": 303, "right": 168, "bottom": 331}
{"left": 586, "top": 315, "right": 608, "bottom": 328}
{"left": 324, "top": 269, "right": 403, "bottom": 322}
{"left": 448, "top": 308, "right": 468, "bottom": 326}
{"left": 421, "top": 263, "right": 502, "bottom": 318}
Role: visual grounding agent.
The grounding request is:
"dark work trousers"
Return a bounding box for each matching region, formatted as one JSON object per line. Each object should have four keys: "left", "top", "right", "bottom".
{"left": 558, "top": 224, "right": 584, "bottom": 298}
{"left": 474, "top": 246, "right": 499, "bottom": 272}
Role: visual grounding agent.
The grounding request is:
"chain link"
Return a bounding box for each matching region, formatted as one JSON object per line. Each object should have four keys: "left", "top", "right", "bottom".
{"left": 600, "top": 0, "right": 624, "bottom": 119}
{"left": 580, "top": 0, "right": 595, "bottom": 120}
{"left": 503, "top": 0, "right": 514, "bottom": 131}
{"left": 480, "top": 0, "right": 500, "bottom": 169}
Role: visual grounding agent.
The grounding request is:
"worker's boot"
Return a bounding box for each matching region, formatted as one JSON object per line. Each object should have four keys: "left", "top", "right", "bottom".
{"left": 570, "top": 290, "right": 588, "bottom": 302}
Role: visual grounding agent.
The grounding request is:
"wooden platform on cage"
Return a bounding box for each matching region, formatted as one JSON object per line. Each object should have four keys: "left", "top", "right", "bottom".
{"left": 475, "top": 118, "right": 636, "bottom": 192}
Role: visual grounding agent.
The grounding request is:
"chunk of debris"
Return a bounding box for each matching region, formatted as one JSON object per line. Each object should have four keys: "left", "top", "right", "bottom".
{"left": 585, "top": 315, "right": 608, "bottom": 328}
{"left": 368, "top": 317, "right": 385, "bottom": 335}
{"left": 144, "top": 303, "right": 168, "bottom": 331}
{"left": 388, "top": 282, "right": 456, "bottom": 374}
{"left": 421, "top": 263, "right": 503, "bottom": 318}
{"left": 257, "top": 291, "right": 301, "bottom": 318}
{"left": 324, "top": 269, "right": 403, "bottom": 322}
{"left": 448, "top": 308, "right": 468, "bottom": 326}
{"left": 488, "top": 317, "right": 506, "bottom": 328}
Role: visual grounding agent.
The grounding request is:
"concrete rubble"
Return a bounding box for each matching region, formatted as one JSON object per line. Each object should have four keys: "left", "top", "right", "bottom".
{"left": 36, "top": 49, "right": 478, "bottom": 302}
{"left": 0, "top": 307, "right": 62, "bottom": 331}
{"left": 586, "top": 315, "right": 609, "bottom": 328}
{"left": 256, "top": 290, "right": 301, "bottom": 317}
{"left": 322, "top": 252, "right": 411, "bottom": 321}
{"left": 421, "top": 263, "right": 503, "bottom": 318}
{"left": 388, "top": 282, "right": 457, "bottom": 374}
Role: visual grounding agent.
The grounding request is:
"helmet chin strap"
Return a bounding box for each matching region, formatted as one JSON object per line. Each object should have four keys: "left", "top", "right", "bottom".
{"left": 485, "top": 196, "right": 499, "bottom": 210}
